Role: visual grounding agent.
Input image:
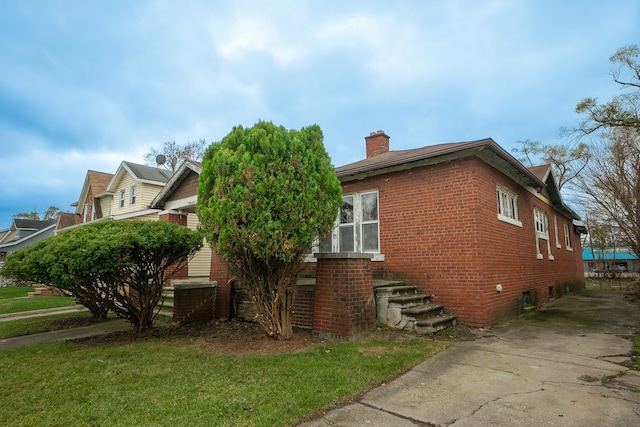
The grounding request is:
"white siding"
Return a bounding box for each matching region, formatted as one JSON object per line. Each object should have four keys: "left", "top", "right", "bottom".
{"left": 187, "top": 214, "right": 211, "bottom": 277}
{"left": 111, "top": 173, "right": 164, "bottom": 216}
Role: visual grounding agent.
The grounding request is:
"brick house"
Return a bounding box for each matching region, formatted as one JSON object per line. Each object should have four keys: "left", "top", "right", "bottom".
{"left": 319, "top": 131, "right": 585, "bottom": 326}
{"left": 150, "top": 132, "right": 585, "bottom": 328}
{"left": 57, "top": 170, "right": 114, "bottom": 230}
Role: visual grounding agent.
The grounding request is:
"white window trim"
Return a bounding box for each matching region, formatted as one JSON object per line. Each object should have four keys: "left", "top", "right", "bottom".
{"left": 564, "top": 222, "right": 573, "bottom": 251}
{"left": 534, "top": 208, "right": 553, "bottom": 260}
{"left": 496, "top": 185, "right": 522, "bottom": 227}
{"left": 308, "top": 190, "right": 384, "bottom": 261}
{"left": 119, "top": 190, "right": 126, "bottom": 208}
{"left": 130, "top": 185, "right": 137, "bottom": 205}
{"left": 553, "top": 216, "right": 561, "bottom": 248}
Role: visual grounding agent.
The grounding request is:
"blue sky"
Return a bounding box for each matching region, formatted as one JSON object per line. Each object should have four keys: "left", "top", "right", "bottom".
{"left": 1, "top": 0, "right": 639, "bottom": 226}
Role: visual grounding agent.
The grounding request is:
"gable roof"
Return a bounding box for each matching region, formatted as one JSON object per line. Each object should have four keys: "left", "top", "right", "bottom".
{"left": 12, "top": 219, "right": 55, "bottom": 231}
{"left": 527, "top": 164, "right": 580, "bottom": 220}
{"left": 56, "top": 212, "right": 83, "bottom": 230}
{"left": 151, "top": 160, "right": 202, "bottom": 209}
{"left": 0, "top": 221, "right": 56, "bottom": 250}
{"left": 74, "top": 170, "right": 114, "bottom": 213}
{"left": 106, "top": 161, "right": 173, "bottom": 193}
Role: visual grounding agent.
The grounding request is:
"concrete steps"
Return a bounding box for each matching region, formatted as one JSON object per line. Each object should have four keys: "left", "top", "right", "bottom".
{"left": 158, "top": 287, "right": 174, "bottom": 318}
{"left": 374, "top": 280, "right": 456, "bottom": 334}
{"left": 27, "top": 286, "right": 68, "bottom": 297}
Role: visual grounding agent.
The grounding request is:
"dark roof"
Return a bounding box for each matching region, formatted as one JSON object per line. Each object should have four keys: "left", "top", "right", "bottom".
{"left": 123, "top": 162, "right": 173, "bottom": 183}
{"left": 13, "top": 219, "right": 55, "bottom": 230}
{"left": 335, "top": 138, "right": 545, "bottom": 189}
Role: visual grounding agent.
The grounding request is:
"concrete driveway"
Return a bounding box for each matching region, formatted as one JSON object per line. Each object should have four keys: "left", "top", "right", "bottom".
{"left": 302, "top": 290, "right": 640, "bottom": 426}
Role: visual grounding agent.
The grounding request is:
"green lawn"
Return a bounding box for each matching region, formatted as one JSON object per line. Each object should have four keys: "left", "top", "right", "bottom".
{"left": 0, "top": 287, "right": 77, "bottom": 315}
{"left": 0, "top": 286, "right": 34, "bottom": 299}
{"left": 0, "top": 334, "right": 446, "bottom": 426}
{"left": 0, "top": 311, "right": 95, "bottom": 338}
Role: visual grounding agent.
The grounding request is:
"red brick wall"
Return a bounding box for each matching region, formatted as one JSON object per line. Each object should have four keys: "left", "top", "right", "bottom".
{"left": 210, "top": 253, "right": 231, "bottom": 319}
{"left": 173, "top": 284, "right": 216, "bottom": 323}
{"left": 312, "top": 254, "right": 376, "bottom": 340}
{"left": 292, "top": 285, "right": 315, "bottom": 329}
{"left": 168, "top": 171, "right": 200, "bottom": 202}
{"left": 341, "top": 156, "right": 584, "bottom": 327}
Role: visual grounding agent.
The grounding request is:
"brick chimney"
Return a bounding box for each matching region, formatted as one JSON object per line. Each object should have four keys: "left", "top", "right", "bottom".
{"left": 365, "top": 130, "right": 390, "bottom": 159}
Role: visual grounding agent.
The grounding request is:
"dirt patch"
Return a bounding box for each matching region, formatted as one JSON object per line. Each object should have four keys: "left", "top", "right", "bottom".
{"left": 74, "top": 320, "right": 448, "bottom": 355}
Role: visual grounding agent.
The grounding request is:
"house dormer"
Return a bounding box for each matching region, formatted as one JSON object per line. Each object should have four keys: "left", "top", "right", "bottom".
{"left": 103, "top": 161, "right": 172, "bottom": 220}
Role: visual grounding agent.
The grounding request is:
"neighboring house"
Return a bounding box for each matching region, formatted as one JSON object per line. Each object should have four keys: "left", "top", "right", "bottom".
{"left": 582, "top": 247, "right": 638, "bottom": 274}
{"left": 150, "top": 160, "right": 213, "bottom": 281}
{"left": 58, "top": 162, "right": 173, "bottom": 233}
{"left": 57, "top": 170, "right": 114, "bottom": 230}
{"left": 99, "top": 161, "right": 173, "bottom": 221}
{"left": 0, "top": 219, "right": 56, "bottom": 278}
{"left": 323, "top": 131, "right": 585, "bottom": 326}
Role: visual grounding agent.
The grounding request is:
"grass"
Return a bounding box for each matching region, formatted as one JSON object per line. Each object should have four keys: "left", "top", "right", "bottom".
{"left": 0, "top": 286, "right": 34, "bottom": 299}
{"left": 0, "top": 311, "right": 95, "bottom": 339}
{"left": 0, "top": 334, "right": 446, "bottom": 426}
{"left": 585, "top": 277, "right": 638, "bottom": 291}
{"left": 0, "top": 288, "right": 77, "bottom": 314}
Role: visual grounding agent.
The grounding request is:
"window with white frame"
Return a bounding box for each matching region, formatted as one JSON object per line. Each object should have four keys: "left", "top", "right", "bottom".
{"left": 563, "top": 222, "right": 572, "bottom": 250}
{"left": 317, "top": 190, "right": 381, "bottom": 256}
{"left": 119, "top": 190, "right": 126, "bottom": 208}
{"left": 534, "top": 208, "right": 553, "bottom": 260}
{"left": 553, "top": 216, "right": 561, "bottom": 248}
{"left": 496, "top": 186, "right": 521, "bottom": 226}
{"left": 534, "top": 209, "right": 549, "bottom": 238}
{"left": 130, "top": 186, "right": 137, "bottom": 205}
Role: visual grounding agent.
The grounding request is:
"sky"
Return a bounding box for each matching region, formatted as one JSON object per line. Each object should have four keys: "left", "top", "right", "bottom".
{"left": 1, "top": 0, "right": 639, "bottom": 227}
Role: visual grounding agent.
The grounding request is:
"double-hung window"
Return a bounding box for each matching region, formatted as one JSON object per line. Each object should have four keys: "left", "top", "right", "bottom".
{"left": 553, "top": 216, "right": 561, "bottom": 248}
{"left": 119, "top": 190, "right": 126, "bottom": 208}
{"left": 564, "top": 222, "right": 572, "bottom": 250}
{"left": 534, "top": 208, "right": 553, "bottom": 260}
{"left": 317, "top": 190, "right": 382, "bottom": 259}
{"left": 496, "top": 186, "right": 521, "bottom": 226}
{"left": 130, "top": 186, "right": 137, "bottom": 205}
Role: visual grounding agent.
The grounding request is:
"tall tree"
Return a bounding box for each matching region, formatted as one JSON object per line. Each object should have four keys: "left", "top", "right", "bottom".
{"left": 573, "top": 127, "right": 640, "bottom": 257}
{"left": 197, "top": 121, "right": 342, "bottom": 340}
{"left": 13, "top": 205, "right": 61, "bottom": 221}
{"left": 571, "top": 44, "right": 640, "bottom": 255}
{"left": 513, "top": 139, "right": 590, "bottom": 191}
{"left": 575, "top": 44, "right": 640, "bottom": 135}
{"left": 144, "top": 139, "right": 208, "bottom": 171}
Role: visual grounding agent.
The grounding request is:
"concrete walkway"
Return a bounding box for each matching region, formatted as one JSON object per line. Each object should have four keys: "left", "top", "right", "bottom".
{"left": 0, "top": 309, "right": 130, "bottom": 349}
{"left": 303, "top": 290, "right": 640, "bottom": 427}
